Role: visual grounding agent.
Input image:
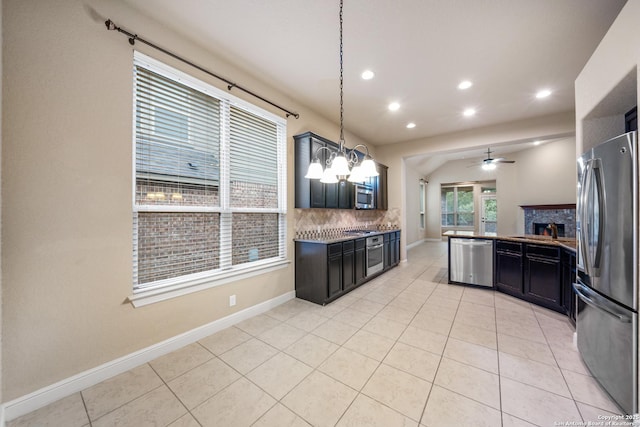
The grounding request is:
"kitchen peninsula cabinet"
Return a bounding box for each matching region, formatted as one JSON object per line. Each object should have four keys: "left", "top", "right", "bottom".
{"left": 524, "top": 244, "right": 562, "bottom": 311}
{"left": 495, "top": 240, "right": 524, "bottom": 297}
{"left": 493, "top": 238, "right": 574, "bottom": 315}
{"left": 562, "top": 248, "right": 577, "bottom": 324}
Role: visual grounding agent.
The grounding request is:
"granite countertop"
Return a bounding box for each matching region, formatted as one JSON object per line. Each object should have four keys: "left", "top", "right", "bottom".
{"left": 295, "top": 229, "right": 401, "bottom": 244}
{"left": 443, "top": 230, "right": 576, "bottom": 251}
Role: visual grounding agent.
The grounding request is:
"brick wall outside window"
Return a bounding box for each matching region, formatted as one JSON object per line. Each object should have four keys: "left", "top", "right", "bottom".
{"left": 135, "top": 180, "right": 279, "bottom": 285}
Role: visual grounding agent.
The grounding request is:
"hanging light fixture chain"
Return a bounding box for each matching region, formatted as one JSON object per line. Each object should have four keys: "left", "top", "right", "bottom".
{"left": 339, "top": 0, "right": 345, "bottom": 152}
{"left": 303, "top": 0, "right": 378, "bottom": 182}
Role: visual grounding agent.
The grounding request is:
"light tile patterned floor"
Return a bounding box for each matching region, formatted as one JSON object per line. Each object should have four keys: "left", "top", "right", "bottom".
{"left": 8, "top": 241, "right": 622, "bottom": 427}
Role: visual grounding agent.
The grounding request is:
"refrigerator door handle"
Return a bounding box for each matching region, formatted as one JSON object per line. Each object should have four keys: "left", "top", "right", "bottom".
{"left": 591, "top": 160, "right": 605, "bottom": 274}
{"left": 573, "top": 281, "right": 632, "bottom": 323}
{"left": 579, "top": 159, "right": 592, "bottom": 276}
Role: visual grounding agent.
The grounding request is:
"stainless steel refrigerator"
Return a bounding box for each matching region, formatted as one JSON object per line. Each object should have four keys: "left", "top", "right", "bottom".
{"left": 574, "top": 131, "right": 638, "bottom": 414}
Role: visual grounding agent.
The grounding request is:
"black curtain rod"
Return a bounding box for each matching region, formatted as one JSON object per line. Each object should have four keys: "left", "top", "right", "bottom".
{"left": 105, "top": 19, "right": 300, "bottom": 119}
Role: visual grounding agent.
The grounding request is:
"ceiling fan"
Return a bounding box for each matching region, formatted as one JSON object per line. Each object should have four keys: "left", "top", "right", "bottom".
{"left": 478, "top": 148, "right": 515, "bottom": 170}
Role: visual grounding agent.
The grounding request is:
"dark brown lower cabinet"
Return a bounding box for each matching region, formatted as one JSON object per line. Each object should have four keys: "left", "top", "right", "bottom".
{"left": 295, "top": 231, "right": 400, "bottom": 305}
{"left": 354, "top": 238, "right": 366, "bottom": 285}
{"left": 383, "top": 231, "right": 401, "bottom": 269}
{"left": 383, "top": 233, "right": 391, "bottom": 269}
{"left": 524, "top": 244, "right": 562, "bottom": 311}
{"left": 327, "top": 243, "right": 343, "bottom": 299}
{"left": 342, "top": 240, "right": 355, "bottom": 292}
{"left": 562, "top": 248, "right": 577, "bottom": 324}
{"left": 494, "top": 239, "right": 574, "bottom": 315}
{"left": 495, "top": 240, "right": 524, "bottom": 297}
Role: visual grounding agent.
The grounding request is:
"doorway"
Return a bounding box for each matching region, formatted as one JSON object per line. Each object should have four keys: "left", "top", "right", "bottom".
{"left": 480, "top": 195, "right": 497, "bottom": 235}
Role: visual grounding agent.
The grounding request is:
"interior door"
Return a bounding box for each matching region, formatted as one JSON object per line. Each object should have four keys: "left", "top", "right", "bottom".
{"left": 480, "top": 195, "right": 497, "bottom": 235}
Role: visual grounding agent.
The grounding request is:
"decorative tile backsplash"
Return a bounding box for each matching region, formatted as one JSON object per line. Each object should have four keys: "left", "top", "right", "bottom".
{"left": 294, "top": 208, "right": 400, "bottom": 239}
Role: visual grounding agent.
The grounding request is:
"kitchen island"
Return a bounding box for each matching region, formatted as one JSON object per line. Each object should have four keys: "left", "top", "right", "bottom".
{"left": 445, "top": 232, "right": 577, "bottom": 320}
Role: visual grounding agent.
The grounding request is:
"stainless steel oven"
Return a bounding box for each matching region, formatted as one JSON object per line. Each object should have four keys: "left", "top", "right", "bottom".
{"left": 355, "top": 184, "right": 374, "bottom": 209}
{"left": 366, "top": 235, "right": 384, "bottom": 276}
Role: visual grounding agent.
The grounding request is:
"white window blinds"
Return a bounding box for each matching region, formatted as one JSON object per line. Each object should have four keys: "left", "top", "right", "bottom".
{"left": 132, "top": 52, "right": 286, "bottom": 293}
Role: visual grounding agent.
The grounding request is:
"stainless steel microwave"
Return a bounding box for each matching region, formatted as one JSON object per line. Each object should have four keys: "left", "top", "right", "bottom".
{"left": 355, "top": 184, "right": 374, "bottom": 209}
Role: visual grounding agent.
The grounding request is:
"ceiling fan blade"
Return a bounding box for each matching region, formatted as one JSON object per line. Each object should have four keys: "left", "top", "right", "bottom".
{"left": 495, "top": 159, "right": 515, "bottom": 163}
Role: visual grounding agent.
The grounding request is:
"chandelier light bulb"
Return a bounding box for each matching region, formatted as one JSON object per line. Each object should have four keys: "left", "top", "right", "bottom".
{"left": 361, "top": 158, "right": 379, "bottom": 177}
{"left": 348, "top": 165, "right": 365, "bottom": 182}
{"left": 320, "top": 166, "right": 339, "bottom": 183}
{"left": 304, "top": 159, "right": 324, "bottom": 179}
{"left": 331, "top": 154, "right": 351, "bottom": 176}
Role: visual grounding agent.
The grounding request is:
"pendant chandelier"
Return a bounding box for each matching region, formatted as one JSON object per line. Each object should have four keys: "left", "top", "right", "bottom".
{"left": 304, "top": 0, "right": 378, "bottom": 184}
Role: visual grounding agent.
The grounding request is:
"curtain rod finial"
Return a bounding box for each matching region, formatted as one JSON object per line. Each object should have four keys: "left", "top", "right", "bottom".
{"left": 105, "top": 19, "right": 116, "bottom": 31}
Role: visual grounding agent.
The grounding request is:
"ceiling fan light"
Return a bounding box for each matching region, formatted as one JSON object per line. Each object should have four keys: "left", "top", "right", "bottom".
{"left": 304, "top": 159, "right": 324, "bottom": 179}
{"left": 361, "top": 158, "right": 379, "bottom": 177}
{"left": 482, "top": 162, "right": 496, "bottom": 171}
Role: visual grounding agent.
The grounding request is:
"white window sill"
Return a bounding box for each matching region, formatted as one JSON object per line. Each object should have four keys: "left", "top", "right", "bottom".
{"left": 127, "top": 259, "right": 291, "bottom": 307}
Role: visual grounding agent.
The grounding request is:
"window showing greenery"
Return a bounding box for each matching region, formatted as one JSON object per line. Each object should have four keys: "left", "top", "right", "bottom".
{"left": 482, "top": 197, "right": 498, "bottom": 233}
{"left": 441, "top": 185, "right": 475, "bottom": 227}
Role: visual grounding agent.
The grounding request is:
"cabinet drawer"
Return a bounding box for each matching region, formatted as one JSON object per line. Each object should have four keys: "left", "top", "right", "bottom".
{"left": 496, "top": 240, "right": 522, "bottom": 253}
{"left": 328, "top": 243, "right": 343, "bottom": 257}
{"left": 342, "top": 240, "right": 354, "bottom": 252}
{"left": 527, "top": 244, "right": 560, "bottom": 259}
{"left": 355, "top": 238, "right": 365, "bottom": 250}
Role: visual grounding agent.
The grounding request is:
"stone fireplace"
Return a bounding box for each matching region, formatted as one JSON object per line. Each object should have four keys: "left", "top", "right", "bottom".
{"left": 522, "top": 204, "right": 576, "bottom": 238}
{"left": 533, "top": 222, "right": 566, "bottom": 237}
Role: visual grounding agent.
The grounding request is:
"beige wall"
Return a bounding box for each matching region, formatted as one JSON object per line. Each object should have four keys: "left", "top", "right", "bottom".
{"left": 376, "top": 112, "right": 575, "bottom": 256}
{"left": 0, "top": 0, "right": 367, "bottom": 401}
{"left": 575, "top": 0, "right": 639, "bottom": 154}
{"left": 403, "top": 165, "right": 425, "bottom": 245}
{"left": 419, "top": 137, "right": 576, "bottom": 240}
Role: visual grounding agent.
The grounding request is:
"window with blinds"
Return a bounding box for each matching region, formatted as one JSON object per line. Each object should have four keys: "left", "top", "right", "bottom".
{"left": 132, "top": 52, "right": 287, "bottom": 293}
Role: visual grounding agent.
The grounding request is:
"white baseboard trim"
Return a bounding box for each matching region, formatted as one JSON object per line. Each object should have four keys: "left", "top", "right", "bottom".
{"left": 406, "top": 239, "right": 426, "bottom": 250}
{"left": 2, "top": 290, "right": 295, "bottom": 423}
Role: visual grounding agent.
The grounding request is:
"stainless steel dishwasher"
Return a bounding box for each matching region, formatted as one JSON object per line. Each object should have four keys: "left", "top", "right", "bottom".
{"left": 448, "top": 238, "right": 494, "bottom": 287}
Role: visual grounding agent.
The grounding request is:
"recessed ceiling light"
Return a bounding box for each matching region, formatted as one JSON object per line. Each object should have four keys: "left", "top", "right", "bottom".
{"left": 361, "top": 70, "right": 375, "bottom": 80}
{"left": 406, "top": 122, "right": 416, "bottom": 129}
{"left": 533, "top": 140, "right": 542, "bottom": 145}
{"left": 458, "top": 80, "right": 473, "bottom": 90}
{"left": 536, "top": 89, "right": 552, "bottom": 99}
{"left": 388, "top": 102, "right": 400, "bottom": 111}
{"left": 463, "top": 108, "right": 476, "bottom": 117}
